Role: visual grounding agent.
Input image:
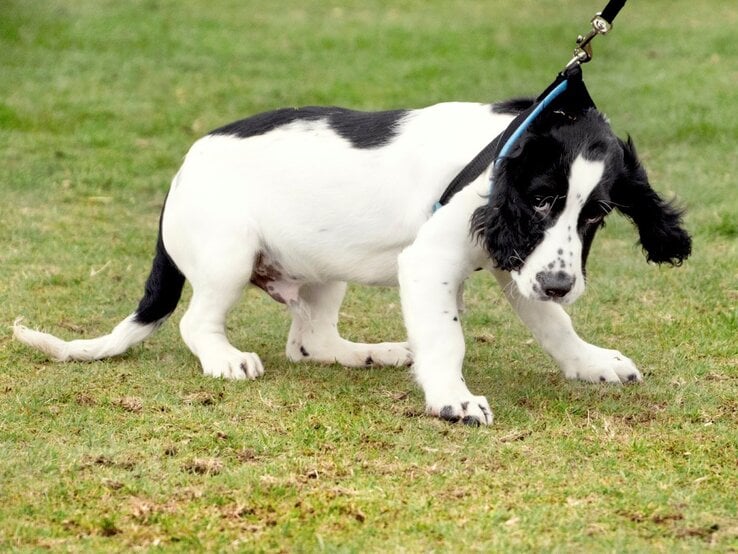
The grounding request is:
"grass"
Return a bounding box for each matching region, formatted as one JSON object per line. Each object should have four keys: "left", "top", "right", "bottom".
{"left": 1, "top": 0, "right": 736, "bottom": 551}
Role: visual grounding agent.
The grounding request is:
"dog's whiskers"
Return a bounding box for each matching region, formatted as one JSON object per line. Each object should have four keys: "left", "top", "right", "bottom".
{"left": 597, "top": 199, "right": 615, "bottom": 213}
{"left": 500, "top": 277, "right": 521, "bottom": 307}
{"left": 600, "top": 198, "right": 628, "bottom": 210}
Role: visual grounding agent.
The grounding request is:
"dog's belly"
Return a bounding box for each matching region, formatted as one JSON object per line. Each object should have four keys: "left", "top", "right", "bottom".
{"left": 251, "top": 202, "right": 427, "bottom": 287}
{"left": 268, "top": 244, "right": 410, "bottom": 287}
{"left": 249, "top": 246, "right": 405, "bottom": 306}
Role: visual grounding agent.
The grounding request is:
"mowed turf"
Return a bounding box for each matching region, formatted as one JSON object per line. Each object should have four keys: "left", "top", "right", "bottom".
{"left": 1, "top": 0, "right": 736, "bottom": 551}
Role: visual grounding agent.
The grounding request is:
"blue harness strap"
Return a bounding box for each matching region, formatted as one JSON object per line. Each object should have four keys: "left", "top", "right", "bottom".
{"left": 495, "top": 79, "right": 568, "bottom": 161}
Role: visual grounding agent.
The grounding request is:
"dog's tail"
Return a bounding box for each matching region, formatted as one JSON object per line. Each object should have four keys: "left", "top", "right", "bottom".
{"left": 13, "top": 212, "right": 185, "bottom": 362}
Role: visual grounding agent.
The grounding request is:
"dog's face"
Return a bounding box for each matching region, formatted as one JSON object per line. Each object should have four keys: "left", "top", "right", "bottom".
{"left": 472, "top": 109, "right": 692, "bottom": 304}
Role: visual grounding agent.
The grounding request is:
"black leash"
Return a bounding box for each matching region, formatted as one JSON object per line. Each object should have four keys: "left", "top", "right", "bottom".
{"left": 434, "top": 0, "right": 627, "bottom": 210}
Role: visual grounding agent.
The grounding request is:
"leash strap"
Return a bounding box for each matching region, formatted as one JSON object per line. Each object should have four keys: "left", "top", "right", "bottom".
{"left": 600, "top": 0, "right": 626, "bottom": 24}
{"left": 433, "top": 0, "right": 626, "bottom": 211}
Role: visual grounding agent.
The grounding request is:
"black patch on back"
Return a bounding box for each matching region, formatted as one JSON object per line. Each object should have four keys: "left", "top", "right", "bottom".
{"left": 209, "top": 108, "right": 314, "bottom": 139}
{"left": 210, "top": 106, "right": 408, "bottom": 149}
{"left": 327, "top": 108, "right": 408, "bottom": 148}
{"left": 491, "top": 97, "right": 536, "bottom": 115}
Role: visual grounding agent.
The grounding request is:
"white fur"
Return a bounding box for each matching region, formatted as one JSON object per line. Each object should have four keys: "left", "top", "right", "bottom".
{"left": 13, "top": 315, "right": 157, "bottom": 361}
{"left": 14, "top": 102, "right": 641, "bottom": 425}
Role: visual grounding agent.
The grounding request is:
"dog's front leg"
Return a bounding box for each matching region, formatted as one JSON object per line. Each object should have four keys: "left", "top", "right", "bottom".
{"left": 398, "top": 198, "right": 492, "bottom": 426}
{"left": 493, "top": 271, "right": 642, "bottom": 384}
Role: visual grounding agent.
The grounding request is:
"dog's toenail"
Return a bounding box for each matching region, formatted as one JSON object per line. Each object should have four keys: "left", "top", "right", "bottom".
{"left": 462, "top": 416, "right": 480, "bottom": 427}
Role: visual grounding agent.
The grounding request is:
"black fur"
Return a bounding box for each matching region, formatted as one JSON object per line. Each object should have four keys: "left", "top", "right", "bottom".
{"left": 612, "top": 137, "right": 692, "bottom": 265}
{"left": 462, "top": 415, "right": 481, "bottom": 427}
{"left": 439, "top": 405, "right": 461, "bottom": 423}
{"left": 579, "top": 217, "right": 603, "bottom": 272}
{"left": 210, "top": 106, "right": 407, "bottom": 149}
{"left": 326, "top": 108, "right": 408, "bottom": 148}
{"left": 491, "top": 97, "right": 535, "bottom": 115}
{"left": 133, "top": 204, "right": 186, "bottom": 325}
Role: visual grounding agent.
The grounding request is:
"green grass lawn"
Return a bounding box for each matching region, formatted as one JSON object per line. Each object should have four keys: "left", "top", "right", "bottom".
{"left": 1, "top": 0, "right": 736, "bottom": 551}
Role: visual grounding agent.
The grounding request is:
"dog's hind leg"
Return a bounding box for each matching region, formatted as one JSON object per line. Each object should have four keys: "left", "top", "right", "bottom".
{"left": 285, "top": 281, "right": 412, "bottom": 367}
{"left": 178, "top": 240, "right": 265, "bottom": 380}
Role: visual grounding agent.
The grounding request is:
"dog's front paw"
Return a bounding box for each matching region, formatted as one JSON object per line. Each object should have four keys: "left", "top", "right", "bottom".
{"left": 425, "top": 388, "right": 493, "bottom": 426}
{"left": 562, "top": 346, "right": 642, "bottom": 384}
{"left": 200, "top": 348, "right": 265, "bottom": 380}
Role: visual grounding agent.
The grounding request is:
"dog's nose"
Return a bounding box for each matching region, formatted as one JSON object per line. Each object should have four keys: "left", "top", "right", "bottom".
{"left": 536, "top": 271, "right": 575, "bottom": 299}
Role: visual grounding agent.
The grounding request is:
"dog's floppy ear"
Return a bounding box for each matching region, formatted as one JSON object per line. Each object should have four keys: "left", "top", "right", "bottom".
{"left": 612, "top": 137, "right": 692, "bottom": 265}
{"left": 471, "top": 161, "right": 542, "bottom": 272}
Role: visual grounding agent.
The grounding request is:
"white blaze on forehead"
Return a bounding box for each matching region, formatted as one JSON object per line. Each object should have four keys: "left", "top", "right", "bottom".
{"left": 563, "top": 154, "right": 605, "bottom": 217}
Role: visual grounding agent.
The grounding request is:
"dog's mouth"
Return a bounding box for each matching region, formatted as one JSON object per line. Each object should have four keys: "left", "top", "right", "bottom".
{"left": 532, "top": 291, "right": 574, "bottom": 304}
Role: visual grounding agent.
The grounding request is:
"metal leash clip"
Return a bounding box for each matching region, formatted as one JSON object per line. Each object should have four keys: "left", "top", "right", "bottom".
{"left": 565, "top": 13, "right": 613, "bottom": 68}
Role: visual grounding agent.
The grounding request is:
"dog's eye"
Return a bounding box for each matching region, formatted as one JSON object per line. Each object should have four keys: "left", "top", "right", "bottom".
{"left": 584, "top": 214, "right": 605, "bottom": 226}
{"left": 581, "top": 201, "right": 612, "bottom": 226}
{"left": 534, "top": 196, "right": 553, "bottom": 214}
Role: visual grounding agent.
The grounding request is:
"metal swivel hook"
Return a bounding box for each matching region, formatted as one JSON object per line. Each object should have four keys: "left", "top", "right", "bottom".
{"left": 565, "top": 13, "right": 613, "bottom": 69}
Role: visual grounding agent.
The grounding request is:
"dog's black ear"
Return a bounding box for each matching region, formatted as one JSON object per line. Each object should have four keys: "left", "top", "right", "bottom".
{"left": 471, "top": 162, "right": 542, "bottom": 271}
{"left": 612, "top": 137, "right": 692, "bottom": 265}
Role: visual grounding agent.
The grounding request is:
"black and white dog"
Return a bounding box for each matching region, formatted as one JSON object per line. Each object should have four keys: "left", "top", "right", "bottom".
{"left": 14, "top": 98, "right": 691, "bottom": 425}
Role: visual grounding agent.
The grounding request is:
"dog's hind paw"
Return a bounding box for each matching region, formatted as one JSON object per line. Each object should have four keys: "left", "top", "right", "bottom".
{"left": 425, "top": 389, "right": 493, "bottom": 426}
{"left": 200, "top": 348, "right": 264, "bottom": 380}
{"left": 358, "top": 342, "right": 413, "bottom": 367}
{"left": 289, "top": 340, "right": 413, "bottom": 368}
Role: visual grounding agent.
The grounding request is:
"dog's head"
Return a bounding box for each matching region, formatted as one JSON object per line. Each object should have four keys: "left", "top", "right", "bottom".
{"left": 472, "top": 108, "right": 691, "bottom": 304}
